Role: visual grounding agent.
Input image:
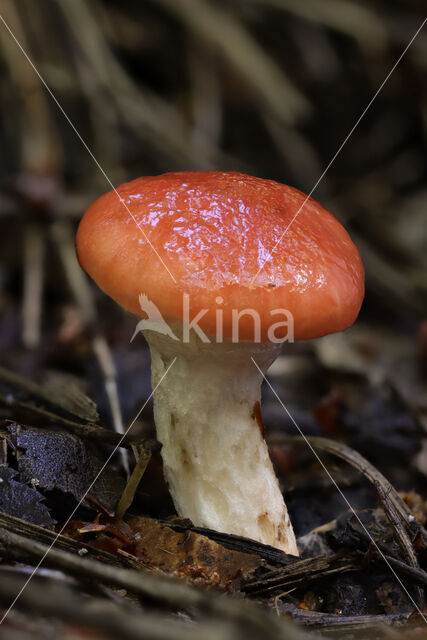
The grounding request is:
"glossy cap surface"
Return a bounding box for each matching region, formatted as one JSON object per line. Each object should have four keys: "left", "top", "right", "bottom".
{"left": 76, "top": 171, "right": 364, "bottom": 340}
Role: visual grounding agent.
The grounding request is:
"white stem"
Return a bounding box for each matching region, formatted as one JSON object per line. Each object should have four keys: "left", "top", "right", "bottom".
{"left": 143, "top": 330, "right": 299, "bottom": 555}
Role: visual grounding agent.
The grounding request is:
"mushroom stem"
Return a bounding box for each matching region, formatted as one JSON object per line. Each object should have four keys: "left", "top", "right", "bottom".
{"left": 143, "top": 330, "right": 299, "bottom": 556}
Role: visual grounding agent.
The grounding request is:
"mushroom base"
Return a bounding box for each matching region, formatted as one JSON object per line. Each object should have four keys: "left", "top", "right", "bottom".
{"left": 143, "top": 330, "right": 298, "bottom": 556}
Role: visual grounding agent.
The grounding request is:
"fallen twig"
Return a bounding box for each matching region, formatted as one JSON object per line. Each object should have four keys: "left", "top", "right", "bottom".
{"left": 268, "top": 435, "right": 416, "bottom": 529}
{"left": 243, "top": 553, "right": 357, "bottom": 597}
{"left": 375, "top": 482, "right": 424, "bottom": 606}
{"left": 163, "top": 520, "right": 295, "bottom": 565}
{"left": 278, "top": 604, "right": 409, "bottom": 635}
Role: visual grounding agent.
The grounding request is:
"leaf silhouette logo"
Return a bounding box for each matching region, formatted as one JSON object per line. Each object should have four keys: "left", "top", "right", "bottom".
{"left": 131, "top": 294, "right": 179, "bottom": 342}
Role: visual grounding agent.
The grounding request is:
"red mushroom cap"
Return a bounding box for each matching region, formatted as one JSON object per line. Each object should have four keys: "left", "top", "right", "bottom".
{"left": 76, "top": 171, "right": 364, "bottom": 341}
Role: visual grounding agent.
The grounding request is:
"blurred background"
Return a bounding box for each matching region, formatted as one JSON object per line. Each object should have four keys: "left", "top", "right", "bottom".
{"left": 0, "top": 1, "right": 426, "bottom": 532}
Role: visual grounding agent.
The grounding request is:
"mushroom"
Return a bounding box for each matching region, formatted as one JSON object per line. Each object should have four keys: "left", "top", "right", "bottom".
{"left": 76, "top": 171, "right": 364, "bottom": 555}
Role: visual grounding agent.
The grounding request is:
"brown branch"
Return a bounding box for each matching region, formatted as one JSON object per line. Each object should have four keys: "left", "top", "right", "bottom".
{"left": 163, "top": 520, "right": 295, "bottom": 565}
{"left": 268, "top": 435, "right": 416, "bottom": 528}
{"left": 243, "top": 553, "right": 358, "bottom": 597}
{"left": 347, "top": 521, "right": 427, "bottom": 593}
{"left": 277, "top": 604, "right": 409, "bottom": 632}
{"left": 384, "top": 554, "right": 427, "bottom": 591}
{"left": 375, "top": 482, "right": 424, "bottom": 606}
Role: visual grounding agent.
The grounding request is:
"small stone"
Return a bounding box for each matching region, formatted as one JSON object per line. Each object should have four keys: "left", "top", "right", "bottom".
{"left": 78, "top": 548, "right": 88, "bottom": 556}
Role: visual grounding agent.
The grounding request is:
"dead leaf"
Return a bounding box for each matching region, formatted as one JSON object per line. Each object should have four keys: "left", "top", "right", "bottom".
{"left": 64, "top": 515, "right": 261, "bottom": 589}
{"left": 0, "top": 466, "right": 55, "bottom": 528}
{"left": 0, "top": 365, "right": 99, "bottom": 426}
{"left": 63, "top": 518, "right": 137, "bottom": 561}
{"left": 6, "top": 423, "right": 125, "bottom": 514}
{"left": 41, "top": 372, "right": 99, "bottom": 424}
{"left": 128, "top": 516, "right": 261, "bottom": 590}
